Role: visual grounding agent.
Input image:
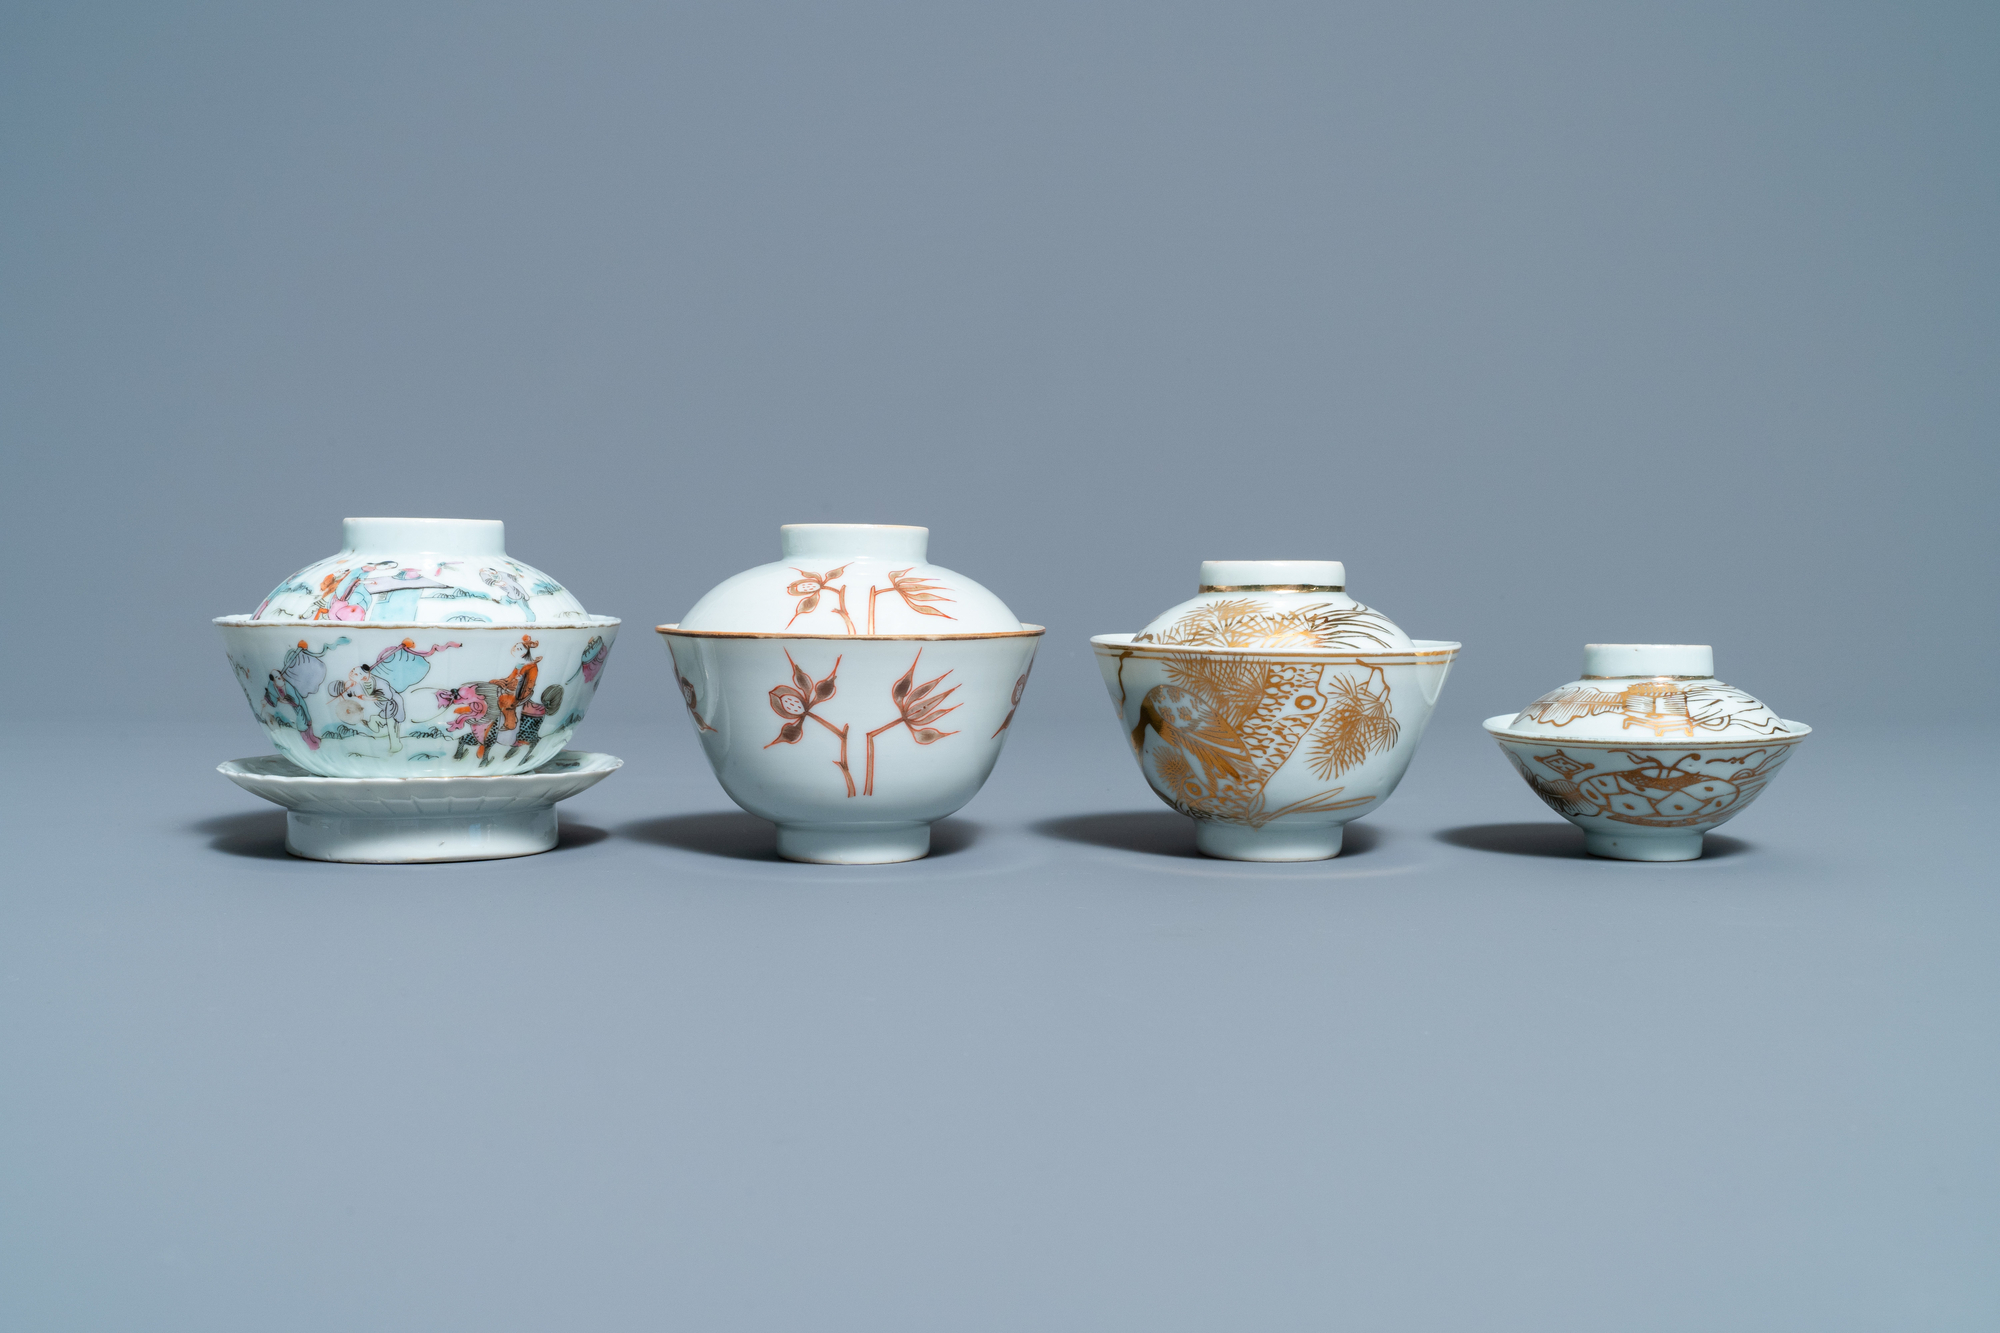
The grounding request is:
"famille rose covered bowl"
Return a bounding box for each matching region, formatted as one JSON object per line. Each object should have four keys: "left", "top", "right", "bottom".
{"left": 1483, "top": 644, "right": 1809, "bottom": 861}
{"left": 217, "top": 518, "right": 619, "bottom": 778}
{"left": 660, "top": 524, "right": 1042, "bottom": 864}
{"left": 1092, "top": 560, "right": 1459, "bottom": 861}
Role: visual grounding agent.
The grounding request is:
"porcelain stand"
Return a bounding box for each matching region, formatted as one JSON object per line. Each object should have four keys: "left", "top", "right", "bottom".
{"left": 776, "top": 822, "right": 931, "bottom": 865}
{"left": 1195, "top": 821, "right": 1345, "bottom": 862}
{"left": 217, "top": 751, "right": 621, "bottom": 864}
{"left": 281, "top": 806, "right": 560, "bottom": 862}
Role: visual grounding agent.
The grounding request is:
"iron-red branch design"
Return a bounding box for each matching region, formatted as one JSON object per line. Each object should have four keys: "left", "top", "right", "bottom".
{"left": 762, "top": 649, "right": 973, "bottom": 798}
{"left": 864, "top": 651, "right": 960, "bottom": 795}
{"left": 765, "top": 652, "right": 853, "bottom": 795}
{"left": 991, "top": 667, "right": 1031, "bottom": 737}
{"left": 866, "top": 569, "right": 955, "bottom": 633}
{"left": 786, "top": 566, "right": 856, "bottom": 633}
{"left": 678, "top": 671, "right": 717, "bottom": 732}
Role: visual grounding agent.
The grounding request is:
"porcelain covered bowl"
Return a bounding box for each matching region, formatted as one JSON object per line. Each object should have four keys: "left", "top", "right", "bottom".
{"left": 1482, "top": 643, "right": 1810, "bottom": 861}
{"left": 1095, "top": 560, "right": 1458, "bottom": 861}
{"left": 661, "top": 524, "right": 1041, "bottom": 864}
{"left": 217, "top": 518, "right": 619, "bottom": 779}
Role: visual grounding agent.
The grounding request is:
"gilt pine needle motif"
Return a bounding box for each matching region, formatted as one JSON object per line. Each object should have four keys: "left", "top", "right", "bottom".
{"left": 1134, "top": 598, "right": 1397, "bottom": 651}
{"left": 1129, "top": 650, "right": 1392, "bottom": 828}
{"left": 1305, "top": 665, "right": 1400, "bottom": 781}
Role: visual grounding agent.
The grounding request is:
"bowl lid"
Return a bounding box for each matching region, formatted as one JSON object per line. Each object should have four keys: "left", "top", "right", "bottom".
{"left": 1133, "top": 560, "right": 1414, "bottom": 651}
{"left": 677, "top": 524, "right": 1023, "bottom": 634}
{"left": 245, "top": 517, "right": 590, "bottom": 626}
{"left": 1489, "top": 644, "right": 1808, "bottom": 742}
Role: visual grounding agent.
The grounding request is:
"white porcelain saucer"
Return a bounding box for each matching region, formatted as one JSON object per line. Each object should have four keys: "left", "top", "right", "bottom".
{"left": 216, "top": 750, "right": 622, "bottom": 863}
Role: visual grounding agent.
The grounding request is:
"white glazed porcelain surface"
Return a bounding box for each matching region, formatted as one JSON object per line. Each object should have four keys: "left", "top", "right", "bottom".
{"left": 1482, "top": 644, "right": 1810, "bottom": 860}
{"left": 250, "top": 517, "right": 588, "bottom": 625}
{"left": 661, "top": 626, "right": 1041, "bottom": 863}
{"left": 1488, "top": 646, "right": 1806, "bottom": 745}
{"left": 1135, "top": 559, "right": 1416, "bottom": 653}
{"left": 220, "top": 517, "right": 617, "bottom": 779}
{"left": 1091, "top": 634, "right": 1459, "bottom": 861}
{"left": 219, "top": 619, "right": 618, "bottom": 778}
{"left": 679, "top": 524, "right": 1021, "bottom": 634}
{"left": 217, "top": 750, "right": 620, "bottom": 862}
{"left": 1101, "top": 559, "right": 1454, "bottom": 860}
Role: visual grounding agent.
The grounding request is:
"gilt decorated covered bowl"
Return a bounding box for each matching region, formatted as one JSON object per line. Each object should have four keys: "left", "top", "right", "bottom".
{"left": 660, "top": 524, "right": 1042, "bottom": 864}
{"left": 1483, "top": 644, "right": 1809, "bottom": 860}
{"left": 217, "top": 517, "right": 619, "bottom": 778}
{"left": 1093, "top": 560, "right": 1459, "bottom": 861}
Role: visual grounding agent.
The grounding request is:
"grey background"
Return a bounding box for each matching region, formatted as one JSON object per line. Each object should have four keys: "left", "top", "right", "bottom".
{"left": 2, "top": 3, "right": 1995, "bottom": 1328}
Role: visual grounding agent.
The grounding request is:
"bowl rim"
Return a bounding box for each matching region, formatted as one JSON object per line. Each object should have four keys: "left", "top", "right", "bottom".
{"left": 1090, "top": 632, "right": 1459, "bottom": 662}
{"left": 216, "top": 750, "right": 623, "bottom": 785}
{"left": 215, "top": 614, "right": 621, "bottom": 629}
{"left": 657, "top": 622, "right": 1045, "bottom": 640}
{"left": 1481, "top": 713, "right": 1813, "bottom": 745}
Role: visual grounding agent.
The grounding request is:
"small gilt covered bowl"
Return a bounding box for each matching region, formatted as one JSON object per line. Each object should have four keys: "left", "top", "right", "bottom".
{"left": 1483, "top": 644, "right": 1810, "bottom": 861}
{"left": 216, "top": 518, "right": 619, "bottom": 778}
{"left": 660, "top": 524, "right": 1043, "bottom": 864}
{"left": 1093, "top": 560, "right": 1459, "bottom": 861}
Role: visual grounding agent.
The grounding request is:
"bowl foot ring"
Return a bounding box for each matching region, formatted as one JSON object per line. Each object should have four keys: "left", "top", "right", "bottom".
{"left": 776, "top": 822, "right": 931, "bottom": 864}
{"left": 1583, "top": 829, "right": 1705, "bottom": 862}
{"left": 1195, "top": 820, "right": 1345, "bottom": 862}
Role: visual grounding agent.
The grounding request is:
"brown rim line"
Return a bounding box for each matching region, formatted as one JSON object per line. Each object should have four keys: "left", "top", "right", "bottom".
{"left": 1197, "top": 583, "right": 1345, "bottom": 593}
{"left": 1580, "top": 674, "right": 1714, "bottom": 681}
{"left": 1092, "top": 634, "right": 1459, "bottom": 662}
{"left": 1482, "top": 717, "right": 1813, "bottom": 745}
{"left": 657, "top": 623, "right": 1047, "bottom": 641}
{"left": 215, "top": 614, "right": 622, "bottom": 628}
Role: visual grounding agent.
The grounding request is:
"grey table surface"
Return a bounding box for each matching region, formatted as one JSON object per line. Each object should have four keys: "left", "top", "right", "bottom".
{"left": 2, "top": 714, "right": 1993, "bottom": 1332}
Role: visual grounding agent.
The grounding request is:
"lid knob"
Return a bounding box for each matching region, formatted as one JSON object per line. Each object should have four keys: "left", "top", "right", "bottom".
{"left": 1583, "top": 644, "right": 1714, "bottom": 678}
{"left": 1198, "top": 560, "right": 1346, "bottom": 591}
{"left": 343, "top": 517, "right": 506, "bottom": 557}
{"left": 780, "top": 524, "right": 928, "bottom": 562}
